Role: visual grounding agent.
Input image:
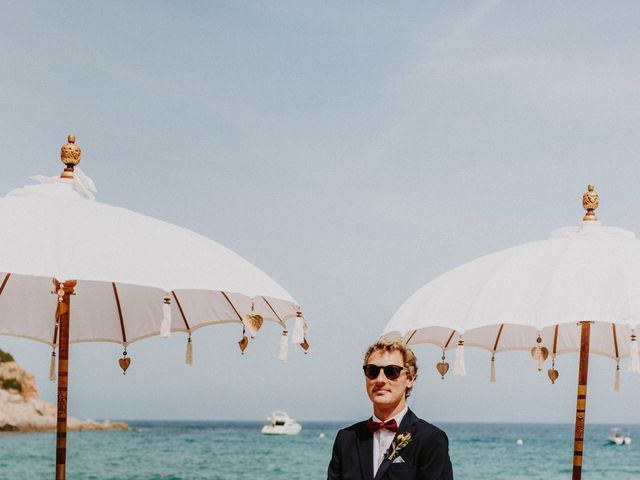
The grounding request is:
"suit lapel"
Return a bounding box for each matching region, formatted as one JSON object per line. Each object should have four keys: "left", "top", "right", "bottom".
{"left": 373, "top": 409, "right": 418, "bottom": 480}
{"left": 356, "top": 422, "right": 374, "bottom": 480}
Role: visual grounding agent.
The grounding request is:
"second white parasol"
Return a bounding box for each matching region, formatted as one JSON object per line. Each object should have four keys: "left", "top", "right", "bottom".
{"left": 382, "top": 185, "right": 637, "bottom": 480}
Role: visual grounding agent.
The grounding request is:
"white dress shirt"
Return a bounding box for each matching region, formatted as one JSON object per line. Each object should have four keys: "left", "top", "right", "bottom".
{"left": 372, "top": 406, "right": 408, "bottom": 476}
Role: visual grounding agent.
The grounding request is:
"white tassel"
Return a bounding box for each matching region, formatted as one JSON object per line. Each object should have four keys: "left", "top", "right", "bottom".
{"left": 186, "top": 335, "right": 193, "bottom": 365}
{"left": 292, "top": 315, "right": 305, "bottom": 344}
{"left": 489, "top": 355, "right": 496, "bottom": 383}
{"left": 629, "top": 332, "right": 639, "bottom": 373}
{"left": 454, "top": 339, "right": 466, "bottom": 376}
{"left": 278, "top": 331, "right": 289, "bottom": 361}
{"left": 614, "top": 362, "right": 621, "bottom": 392}
{"left": 49, "top": 348, "right": 57, "bottom": 382}
{"left": 161, "top": 295, "right": 172, "bottom": 338}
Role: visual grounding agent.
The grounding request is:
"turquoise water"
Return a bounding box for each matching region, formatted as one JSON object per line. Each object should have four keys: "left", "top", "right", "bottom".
{"left": 0, "top": 422, "right": 638, "bottom": 479}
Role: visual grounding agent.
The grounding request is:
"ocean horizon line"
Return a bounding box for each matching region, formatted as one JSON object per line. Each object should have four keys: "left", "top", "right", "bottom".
{"left": 85, "top": 418, "right": 640, "bottom": 427}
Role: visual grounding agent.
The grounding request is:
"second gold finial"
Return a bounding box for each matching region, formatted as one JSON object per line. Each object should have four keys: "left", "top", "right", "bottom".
{"left": 60, "top": 134, "right": 81, "bottom": 179}
{"left": 582, "top": 184, "right": 599, "bottom": 221}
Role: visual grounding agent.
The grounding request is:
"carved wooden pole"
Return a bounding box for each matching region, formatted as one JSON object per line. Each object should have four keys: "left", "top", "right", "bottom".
{"left": 54, "top": 136, "right": 81, "bottom": 479}
{"left": 572, "top": 321, "right": 592, "bottom": 480}
{"left": 55, "top": 280, "right": 76, "bottom": 480}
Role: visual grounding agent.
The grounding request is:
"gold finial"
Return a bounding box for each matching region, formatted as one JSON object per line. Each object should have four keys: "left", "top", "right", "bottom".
{"left": 582, "top": 184, "right": 599, "bottom": 221}
{"left": 60, "top": 134, "right": 81, "bottom": 179}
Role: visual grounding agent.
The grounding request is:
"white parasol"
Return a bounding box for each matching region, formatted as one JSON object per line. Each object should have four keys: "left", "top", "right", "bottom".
{"left": 0, "top": 135, "right": 309, "bottom": 479}
{"left": 382, "top": 185, "right": 636, "bottom": 480}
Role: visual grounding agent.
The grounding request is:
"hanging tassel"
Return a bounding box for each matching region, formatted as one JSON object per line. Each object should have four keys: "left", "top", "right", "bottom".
{"left": 292, "top": 313, "right": 305, "bottom": 344}
{"left": 614, "top": 362, "right": 621, "bottom": 392}
{"left": 185, "top": 334, "right": 193, "bottom": 365}
{"left": 160, "top": 294, "right": 172, "bottom": 338}
{"left": 49, "top": 347, "right": 57, "bottom": 382}
{"left": 454, "top": 338, "right": 466, "bottom": 376}
{"left": 489, "top": 354, "right": 496, "bottom": 383}
{"left": 629, "top": 332, "right": 640, "bottom": 373}
{"left": 278, "top": 330, "right": 289, "bottom": 361}
{"left": 300, "top": 317, "right": 310, "bottom": 353}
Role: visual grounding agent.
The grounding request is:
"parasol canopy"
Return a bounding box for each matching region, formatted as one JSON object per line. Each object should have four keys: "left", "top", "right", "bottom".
{"left": 0, "top": 165, "right": 303, "bottom": 347}
{"left": 384, "top": 220, "right": 640, "bottom": 362}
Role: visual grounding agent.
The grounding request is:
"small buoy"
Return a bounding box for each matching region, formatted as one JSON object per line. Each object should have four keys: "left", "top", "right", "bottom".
{"left": 516, "top": 438, "right": 524, "bottom": 446}
{"left": 319, "top": 432, "right": 325, "bottom": 439}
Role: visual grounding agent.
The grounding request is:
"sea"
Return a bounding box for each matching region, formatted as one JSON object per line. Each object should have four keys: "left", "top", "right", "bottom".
{"left": 0, "top": 421, "right": 638, "bottom": 479}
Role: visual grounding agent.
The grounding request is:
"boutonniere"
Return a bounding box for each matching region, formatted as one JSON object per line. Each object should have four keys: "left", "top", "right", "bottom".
{"left": 387, "top": 432, "right": 412, "bottom": 461}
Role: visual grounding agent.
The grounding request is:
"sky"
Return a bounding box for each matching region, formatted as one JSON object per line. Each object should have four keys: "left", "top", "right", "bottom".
{"left": 1, "top": 1, "right": 640, "bottom": 425}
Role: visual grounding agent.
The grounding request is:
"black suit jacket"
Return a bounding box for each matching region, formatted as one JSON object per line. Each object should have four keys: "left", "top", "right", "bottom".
{"left": 327, "top": 409, "right": 453, "bottom": 480}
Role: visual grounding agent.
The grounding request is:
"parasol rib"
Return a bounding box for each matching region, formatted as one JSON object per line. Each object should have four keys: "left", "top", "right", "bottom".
{"left": 111, "top": 283, "right": 127, "bottom": 344}
{"left": 552, "top": 325, "right": 559, "bottom": 355}
{"left": 171, "top": 291, "right": 191, "bottom": 331}
{"left": 0, "top": 273, "right": 10, "bottom": 296}
{"left": 612, "top": 324, "right": 619, "bottom": 360}
{"left": 492, "top": 324, "right": 505, "bottom": 353}
{"left": 444, "top": 329, "right": 456, "bottom": 349}
{"left": 261, "top": 296, "right": 286, "bottom": 329}
{"left": 405, "top": 330, "right": 417, "bottom": 344}
{"left": 220, "top": 291, "right": 243, "bottom": 323}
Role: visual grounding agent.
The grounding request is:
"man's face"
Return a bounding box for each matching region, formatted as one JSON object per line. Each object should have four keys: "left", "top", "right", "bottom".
{"left": 364, "top": 350, "right": 414, "bottom": 411}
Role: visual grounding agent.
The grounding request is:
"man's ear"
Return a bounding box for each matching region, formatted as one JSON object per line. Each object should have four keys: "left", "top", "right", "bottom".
{"left": 406, "top": 374, "right": 416, "bottom": 388}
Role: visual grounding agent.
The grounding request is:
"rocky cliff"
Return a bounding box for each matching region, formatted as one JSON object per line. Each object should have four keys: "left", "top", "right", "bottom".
{"left": 0, "top": 350, "right": 128, "bottom": 432}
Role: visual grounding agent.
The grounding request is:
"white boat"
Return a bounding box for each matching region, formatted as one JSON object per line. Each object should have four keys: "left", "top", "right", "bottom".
{"left": 608, "top": 428, "right": 632, "bottom": 445}
{"left": 261, "top": 411, "right": 302, "bottom": 435}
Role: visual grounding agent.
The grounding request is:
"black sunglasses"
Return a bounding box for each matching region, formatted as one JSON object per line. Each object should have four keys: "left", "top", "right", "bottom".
{"left": 363, "top": 364, "right": 406, "bottom": 380}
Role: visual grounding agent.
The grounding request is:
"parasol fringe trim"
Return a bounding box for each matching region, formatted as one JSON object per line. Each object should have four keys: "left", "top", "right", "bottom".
{"left": 629, "top": 332, "right": 639, "bottom": 373}
{"left": 186, "top": 334, "right": 193, "bottom": 365}
{"left": 278, "top": 330, "right": 288, "bottom": 361}
{"left": 489, "top": 355, "right": 496, "bottom": 383}
{"left": 292, "top": 314, "right": 305, "bottom": 344}
{"left": 161, "top": 294, "right": 172, "bottom": 338}
{"left": 614, "top": 362, "right": 621, "bottom": 392}
{"left": 454, "top": 338, "right": 466, "bottom": 376}
{"left": 49, "top": 347, "right": 57, "bottom": 382}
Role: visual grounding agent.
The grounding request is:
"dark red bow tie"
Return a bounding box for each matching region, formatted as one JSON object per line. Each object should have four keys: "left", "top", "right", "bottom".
{"left": 366, "top": 418, "right": 398, "bottom": 433}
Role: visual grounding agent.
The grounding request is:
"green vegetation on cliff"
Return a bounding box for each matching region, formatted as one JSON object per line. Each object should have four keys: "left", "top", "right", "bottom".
{"left": 0, "top": 349, "right": 14, "bottom": 363}
{"left": 2, "top": 378, "right": 22, "bottom": 392}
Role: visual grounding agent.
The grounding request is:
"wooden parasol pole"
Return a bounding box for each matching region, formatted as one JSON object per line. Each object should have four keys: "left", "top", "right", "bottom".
{"left": 572, "top": 184, "right": 599, "bottom": 479}
{"left": 572, "top": 321, "right": 592, "bottom": 480}
{"left": 54, "top": 137, "right": 82, "bottom": 480}
{"left": 55, "top": 280, "right": 76, "bottom": 480}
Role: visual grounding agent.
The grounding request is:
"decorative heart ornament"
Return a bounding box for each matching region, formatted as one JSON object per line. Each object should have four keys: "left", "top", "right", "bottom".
{"left": 436, "top": 361, "right": 450, "bottom": 379}
{"left": 300, "top": 338, "right": 310, "bottom": 353}
{"left": 242, "top": 314, "right": 264, "bottom": 338}
{"left": 547, "top": 368, "right": 559, "bottom": 384}
{"left": 118, "top": 357, "right": 131, "bottom": 374}
{"left": 238, "top": 335, "right": 248, "bottom": 354}
{"left": 530, "top": 345, "right": 549, "bottom": 371}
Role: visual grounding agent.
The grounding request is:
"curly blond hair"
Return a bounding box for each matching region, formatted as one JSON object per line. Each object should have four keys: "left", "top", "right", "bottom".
{"left": 363, "top": 339, "right": 418, "bottom": 398}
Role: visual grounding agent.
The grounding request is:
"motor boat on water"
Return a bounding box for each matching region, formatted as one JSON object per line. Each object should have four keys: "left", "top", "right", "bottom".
{"left": 261, "top": 411, "right": 302, "bottom": 435}
{"left": 608, "top": 428, "right": 632, "bottom": 445}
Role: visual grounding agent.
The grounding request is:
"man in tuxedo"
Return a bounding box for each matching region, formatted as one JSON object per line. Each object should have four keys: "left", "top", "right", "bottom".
{"left": 327, "top": 339, "right": 453, "bottom": 480}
